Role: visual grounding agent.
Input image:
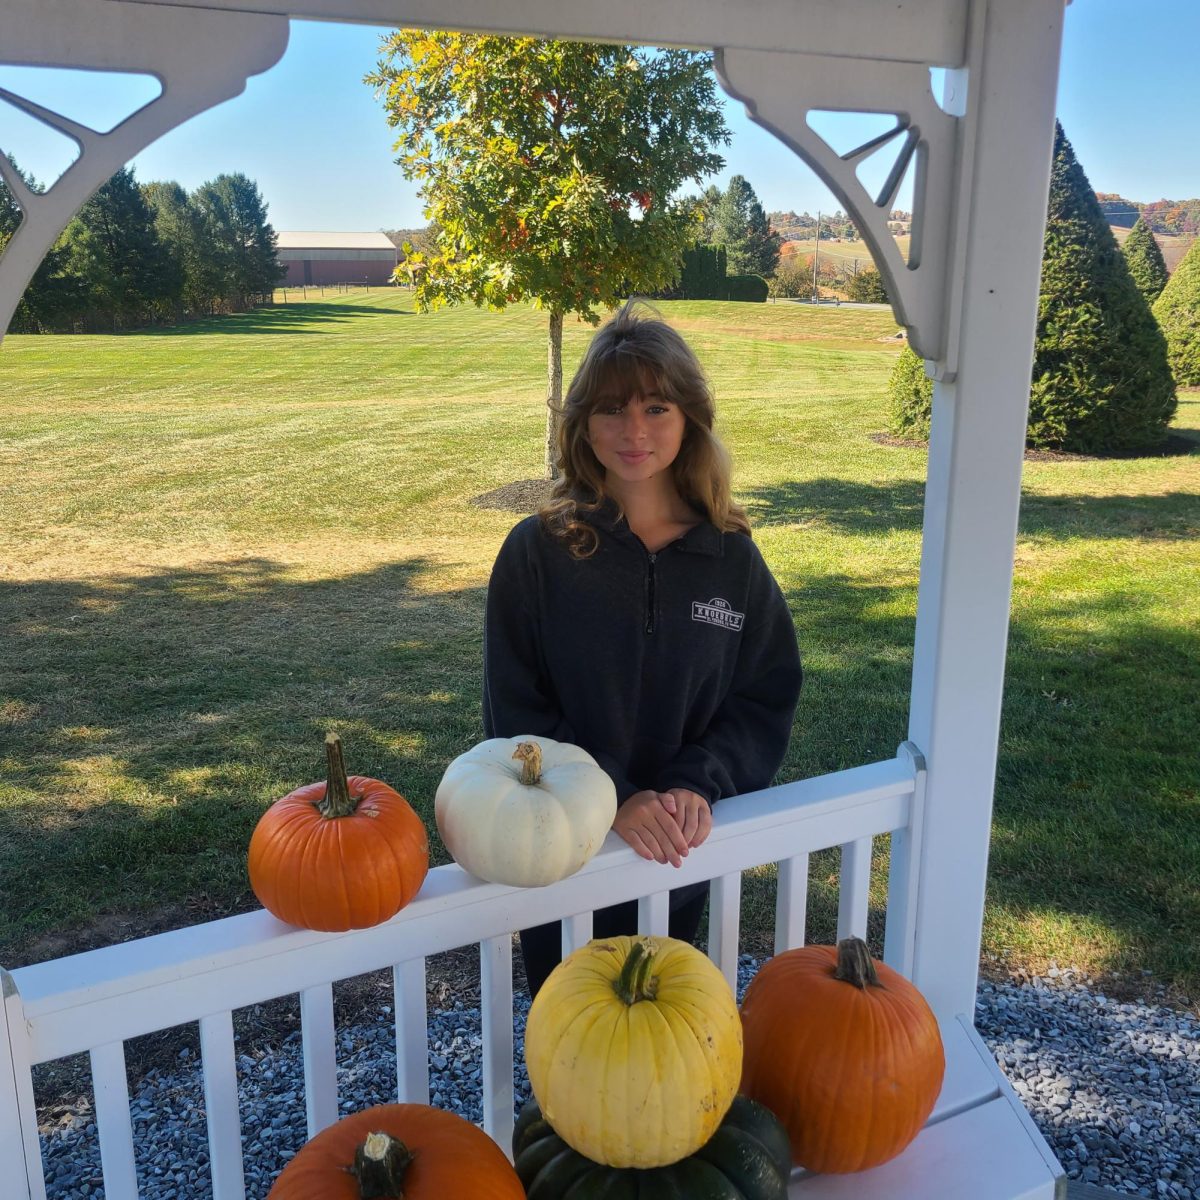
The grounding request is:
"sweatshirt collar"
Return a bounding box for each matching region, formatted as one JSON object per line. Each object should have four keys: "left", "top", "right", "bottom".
{"left": 579, "top": 498, "right": 724, "bottom": 557}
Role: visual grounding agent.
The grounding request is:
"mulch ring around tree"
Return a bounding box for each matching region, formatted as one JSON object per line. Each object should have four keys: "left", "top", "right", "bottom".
{"left": 869, "top": 431, "right": 1199, "bottom": 462}
{"left": 471, "top": 478, "right": 555, "bottom": 513}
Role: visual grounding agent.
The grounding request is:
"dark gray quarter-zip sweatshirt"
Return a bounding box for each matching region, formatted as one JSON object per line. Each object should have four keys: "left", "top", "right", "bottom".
{"left": 482, "top": 505, "right": 803, "bottom": 808}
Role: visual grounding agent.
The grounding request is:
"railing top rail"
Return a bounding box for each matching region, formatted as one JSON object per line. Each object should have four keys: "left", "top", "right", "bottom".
{"left": 11, "top": 756, "right": 915, "bottom": 1063}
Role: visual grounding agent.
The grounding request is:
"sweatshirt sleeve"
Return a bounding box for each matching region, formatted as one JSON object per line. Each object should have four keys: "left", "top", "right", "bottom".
{"left": 653, "top": 551, "right": 802, "bottom": 805}
{"left": 482, "top": 522, "right": 640, "bottom": 802}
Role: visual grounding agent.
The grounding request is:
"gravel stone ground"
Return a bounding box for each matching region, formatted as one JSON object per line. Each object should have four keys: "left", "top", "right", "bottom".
{"left": 36, "top": 960, "right": 1199, "bottom": 1199}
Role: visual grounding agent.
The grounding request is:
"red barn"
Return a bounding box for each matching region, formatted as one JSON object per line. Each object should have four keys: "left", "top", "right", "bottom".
{"left": 275, "top": 231, "right": 399, "bottom": 286}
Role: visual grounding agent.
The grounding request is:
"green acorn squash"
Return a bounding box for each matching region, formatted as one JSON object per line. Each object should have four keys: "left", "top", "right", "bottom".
{"left": 513, "top": 1093, "right": 792, "bottom": 1200}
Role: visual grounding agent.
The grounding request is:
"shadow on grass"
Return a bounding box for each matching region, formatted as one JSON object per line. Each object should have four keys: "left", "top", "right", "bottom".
{"left": 988, "top": 588, "right": 1199, "bottom": 985}
{"left": 754, "top": 531, "right": 1197, "bottom": 986}
{"left": 743, "top": 478, "right": 927, "bottom": 534}
{"left": 0, "top": 555, "right": 486, "bottom": 963}
{"left": 743, "top": 477, "right": 1199, "bottom": 542}
{"left": 134, "top": 302, "right": 408, "bottom": 336}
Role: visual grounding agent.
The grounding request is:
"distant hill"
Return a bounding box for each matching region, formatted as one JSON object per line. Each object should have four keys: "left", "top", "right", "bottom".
{"left": 1096, "top": 193, "right": 1200, "bottom": 236}
{"left": 767, "top": 209, "right": 887, "bottom": 241}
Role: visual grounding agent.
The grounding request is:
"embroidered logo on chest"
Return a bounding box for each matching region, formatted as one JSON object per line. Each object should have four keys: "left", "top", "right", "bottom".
{"left": 692, "top": 597, "right": 744, "bottom": 631}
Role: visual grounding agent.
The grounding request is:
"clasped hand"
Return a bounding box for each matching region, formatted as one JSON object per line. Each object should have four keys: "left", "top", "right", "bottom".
{"left": 612, "top": 787, "right": 712, "bottom": 867}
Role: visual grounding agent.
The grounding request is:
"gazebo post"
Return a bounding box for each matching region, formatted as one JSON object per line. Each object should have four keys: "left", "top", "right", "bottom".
{"left": 907, "top": 0, "right": 1066, "bottom": 1022}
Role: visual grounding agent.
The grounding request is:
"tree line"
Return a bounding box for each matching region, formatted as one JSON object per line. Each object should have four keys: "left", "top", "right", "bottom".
{"left": 1096, "top": 193, "right": 1200, "bottom": 236}
{"left": 1, "top": 158, "right": 282, "bottom": 333}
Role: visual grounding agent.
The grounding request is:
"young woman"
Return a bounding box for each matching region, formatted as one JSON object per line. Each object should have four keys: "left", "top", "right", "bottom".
{"left": 482, "top": 301, "right": 803, "bottom": 997}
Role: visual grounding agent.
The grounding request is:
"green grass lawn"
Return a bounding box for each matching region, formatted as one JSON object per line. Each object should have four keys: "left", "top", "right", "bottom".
{"left": 2, "top": 290, "right": 1197, "bottom": 997}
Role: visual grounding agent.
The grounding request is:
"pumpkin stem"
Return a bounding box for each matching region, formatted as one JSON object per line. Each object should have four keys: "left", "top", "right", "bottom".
{"left": 832, "top": 937, "right": 883, "bottom": 989}
{"left": 317, "top": 732, "right": 361, "bottom": 819}
{"left": 512, "top": 740, "right": 543, "bottom": 787}
{"left": 614, "top": 938, "right": 659, "bottom": 1004}
{"left": 347, "top": 1131, "right": 414, "bottom": 1199}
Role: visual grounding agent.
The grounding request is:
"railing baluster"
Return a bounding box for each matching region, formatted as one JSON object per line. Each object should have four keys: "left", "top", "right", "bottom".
{"left": 300, "top": 983, "right": 338, "bottom": 1137}
{"left": 837, "top": 836, "right": 874, "bottom": 942}
{"left": 393, "top": 958, "right": 429, "bottom": 1105}
{"left": 199, "top": 1011, "right": 246, "bottom": 1200}
{"left": 480, "top": 935, "right": 514, "bottom": 1151}
{"left": 2, "top": 972, "right": 47, "bottom": 1200}
{"left": 561, "top": 912, "right": 593, "bottom": 959}
{"left": 707, "top": 872, "right": 742, "bottom": 992}
{"left": 637, "top": 892, "right": 669, "bottom": 936}
{"left": 90, "top": 1041, "right": 138, "bottom": 1198}
{"left": 884, "top": 741, "right": 928, "bottom": 976}
{"left": 774, "top": 852, "right": 810, "bottom": 954}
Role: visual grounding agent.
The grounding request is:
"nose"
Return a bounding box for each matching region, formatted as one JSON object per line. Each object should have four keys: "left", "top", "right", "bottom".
{"left": 622, "top": 406, "right": 649, "bottom": 441}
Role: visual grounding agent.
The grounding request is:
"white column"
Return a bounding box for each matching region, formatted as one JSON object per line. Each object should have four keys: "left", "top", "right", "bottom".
{"left": 908, "top": 0, "right": 1066, "bottom": 1021}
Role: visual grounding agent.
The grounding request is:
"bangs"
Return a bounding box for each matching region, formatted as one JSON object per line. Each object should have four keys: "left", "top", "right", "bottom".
{"left": 585, "top": 349, "right": 668, "bottom": 411}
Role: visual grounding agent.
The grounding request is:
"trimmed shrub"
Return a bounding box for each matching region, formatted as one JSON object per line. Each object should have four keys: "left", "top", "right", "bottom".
{"left": 1030, "top": 124, "right": 1175, "bottom": 452}
{"left": 845, "top": 267, "right": 890, "bottom": 304}
{"left": 676, "top": 243, "right": 728, "bottom": 300}
{"left": 886, "top": 346, "right": 932, "bottom": 440}
{"left": 726, "top": 273, "right": 768, "bottom": 303}
{"left": 1152, "top": 236, "right": 1200, "bottom": 386}
{"left": 1122, "top": 218, "right": 1169, "bottom": 306}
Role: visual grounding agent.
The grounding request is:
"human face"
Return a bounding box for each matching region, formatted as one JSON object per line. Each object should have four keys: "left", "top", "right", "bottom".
{"left": 585, "top": 382, "right": 687, "bottom": 487}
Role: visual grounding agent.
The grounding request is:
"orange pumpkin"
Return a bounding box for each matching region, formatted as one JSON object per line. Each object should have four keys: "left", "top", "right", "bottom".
{"left": 266, "top": 1103, "right": 525, "bottom": 1199}
{"left": 739, "top": 937, "right": 945, "bottom": 1174}
{"left": 248, "top": 733, "right": 428, "bottom": 932}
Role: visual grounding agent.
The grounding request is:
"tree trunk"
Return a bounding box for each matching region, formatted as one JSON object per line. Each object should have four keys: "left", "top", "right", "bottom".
{"left": 545, "top": 309, "right": 564, "bottom": 480}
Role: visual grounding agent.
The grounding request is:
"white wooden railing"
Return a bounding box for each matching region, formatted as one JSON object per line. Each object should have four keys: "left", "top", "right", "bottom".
{"left": 7, "top": 744, "right": 1057, "bottom": 1200}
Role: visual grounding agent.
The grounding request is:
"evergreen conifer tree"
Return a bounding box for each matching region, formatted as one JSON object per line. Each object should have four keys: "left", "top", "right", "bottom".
{"left": 888, "top": 123, "right": 1176, "bottom": 452}
{"left": 1121, "top": 217, "right": 1169, "bottom": 306}
{"left": 142, "top": 180, "right": 208, "bottom": 316}
{"left": 690, "top": 184, "right": 723, "bottom": 245}
{"left": 193, "top": 173, "right": 282, "bottom": 310}
{"left": 885, "top": 346, "right": 932, "bottom": 440}
{"left": 1152, "top": 236, "right": 1200, "bottom": 386}
{"left": 62, "top": 166, "right": 173, "bottom": 329}
{"left": 1030, "top": 124, "right": 1175, "bottom": 451}
{"left": 713, "top": 175, "right": 781, "bottom": 277}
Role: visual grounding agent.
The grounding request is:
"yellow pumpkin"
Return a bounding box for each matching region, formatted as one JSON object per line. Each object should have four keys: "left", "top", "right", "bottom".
{"left": 435, "top": 736, "right": 616, "bottom": 886}
{"left": 524, "top": 935, "right": 743, "bottom": 1169}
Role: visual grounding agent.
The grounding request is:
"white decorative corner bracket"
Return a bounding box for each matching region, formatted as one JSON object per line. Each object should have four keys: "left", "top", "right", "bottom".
{"left": 0, "top": 0, "right": 289, "bottom": 343}
{"left": 716, "top": 44, "right": 975, "bottom": 374}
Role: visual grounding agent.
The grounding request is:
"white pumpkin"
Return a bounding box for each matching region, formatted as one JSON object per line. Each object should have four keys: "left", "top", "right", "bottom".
{"left": 435, "top": 736, "right": 617, "bottom": 887}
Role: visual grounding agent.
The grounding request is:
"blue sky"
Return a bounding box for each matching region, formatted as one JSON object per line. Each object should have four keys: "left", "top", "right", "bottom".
{"left": 1, "top": 0, "right": 1197, "bottom": 232}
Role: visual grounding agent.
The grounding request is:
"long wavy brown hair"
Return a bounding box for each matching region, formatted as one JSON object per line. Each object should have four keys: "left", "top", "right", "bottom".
{"left": 539, "top": 300, "right": 751, "bottom": 557}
